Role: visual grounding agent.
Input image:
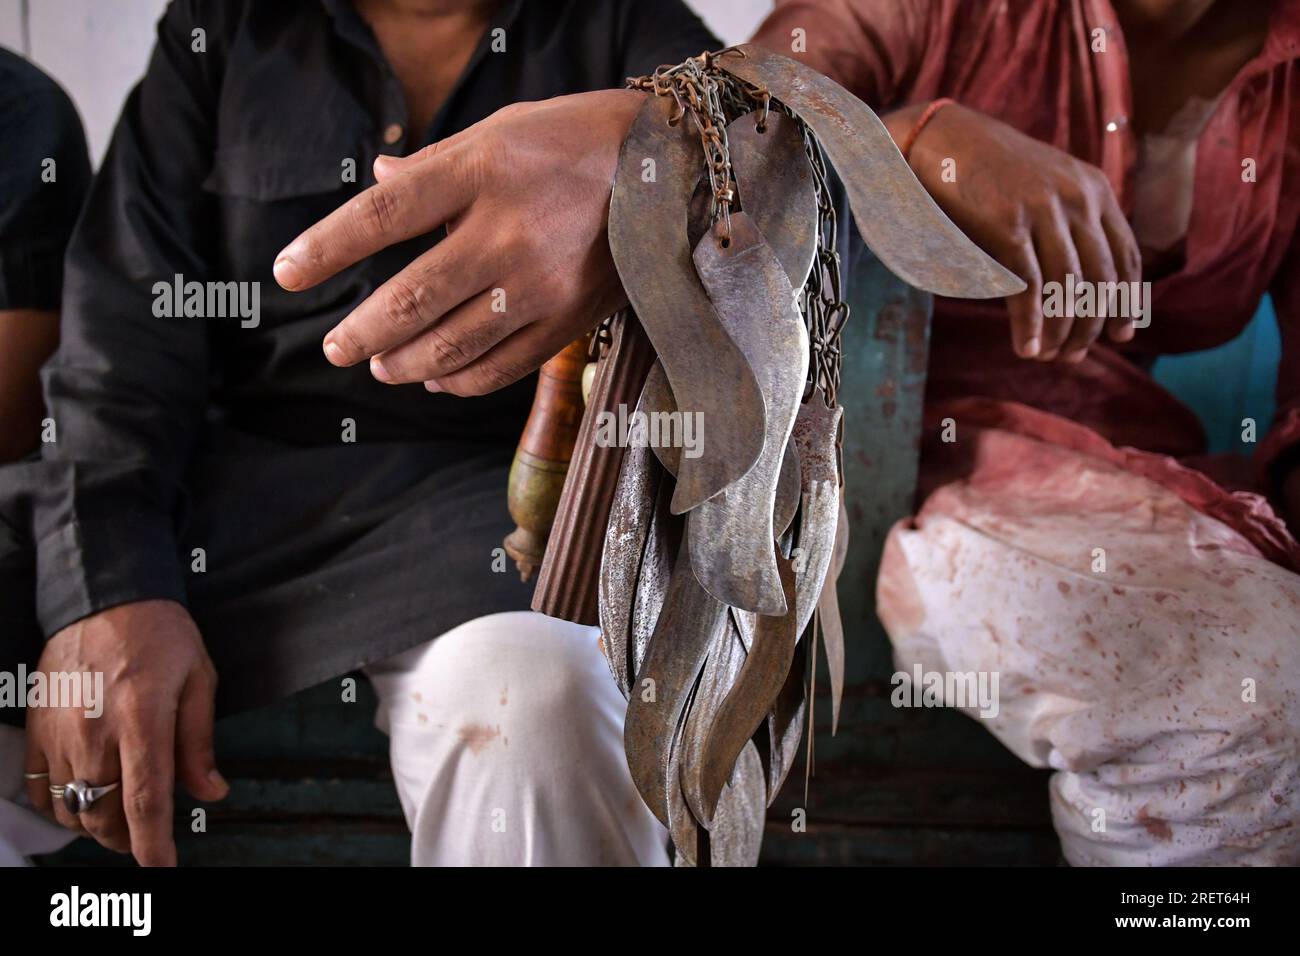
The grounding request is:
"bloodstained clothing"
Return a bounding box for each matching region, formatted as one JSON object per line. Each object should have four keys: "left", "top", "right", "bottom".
{"left": 755, "top": 0, "right": 1300, "bottom": 563}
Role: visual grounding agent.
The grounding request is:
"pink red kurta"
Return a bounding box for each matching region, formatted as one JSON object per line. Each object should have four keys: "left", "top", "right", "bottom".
{"left": 757, "top": 0, "right": 1300, "bottom": 562}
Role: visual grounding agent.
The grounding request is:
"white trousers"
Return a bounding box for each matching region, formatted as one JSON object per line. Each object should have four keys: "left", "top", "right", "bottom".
{"left": 0, "top": 611, "right": 668, "bottom": 866}
{"left": 879, "top": 441, "right": 1300, "bottom": 866}
{"left": 364, "top": 611, "right": 668, "bottom": 866}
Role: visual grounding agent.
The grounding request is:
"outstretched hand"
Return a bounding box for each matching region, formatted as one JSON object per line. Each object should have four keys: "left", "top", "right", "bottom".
{"left": 274, "top": 89, "right": 645, "bottom": 395}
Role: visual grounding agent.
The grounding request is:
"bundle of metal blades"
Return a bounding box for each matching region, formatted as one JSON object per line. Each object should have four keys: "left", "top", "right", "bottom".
{"left": 600, "top": 47, "right": 1020, "bottom": 865}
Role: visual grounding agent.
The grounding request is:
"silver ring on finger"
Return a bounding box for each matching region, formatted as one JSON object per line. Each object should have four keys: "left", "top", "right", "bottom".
{"left": 53, "top": 779, "right": 121, "bottom": 814}
{"left": 23, "top": 771, "right": 50, "bottom": 780}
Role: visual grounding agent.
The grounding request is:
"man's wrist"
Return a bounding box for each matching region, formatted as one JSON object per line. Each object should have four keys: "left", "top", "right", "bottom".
{"left": 882, "top": 103, "right": 928, "bottom": 148}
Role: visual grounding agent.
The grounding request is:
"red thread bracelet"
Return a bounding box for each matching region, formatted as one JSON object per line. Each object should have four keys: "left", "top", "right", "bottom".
{"left": 901, "top": 97, "right": 955, "bottom": 160}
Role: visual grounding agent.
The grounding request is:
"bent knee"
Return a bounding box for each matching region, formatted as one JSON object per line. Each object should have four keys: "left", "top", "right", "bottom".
{"left": 375, "top": 612, "right": 622, "bottom": 744}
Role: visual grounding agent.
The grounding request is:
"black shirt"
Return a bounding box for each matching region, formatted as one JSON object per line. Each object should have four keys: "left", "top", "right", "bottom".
{"left": 19, "top": 0, "right": 717, "bottom": 694}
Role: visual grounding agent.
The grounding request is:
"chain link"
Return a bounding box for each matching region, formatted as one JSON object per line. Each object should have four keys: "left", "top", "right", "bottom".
{"left": 627, "top": 50, "right": 849, "bottom": 404}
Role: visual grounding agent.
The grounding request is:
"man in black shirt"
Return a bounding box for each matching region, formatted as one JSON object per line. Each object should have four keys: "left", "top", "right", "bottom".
{"left": 2, "top": 0, "right": 716, "bottom": 866}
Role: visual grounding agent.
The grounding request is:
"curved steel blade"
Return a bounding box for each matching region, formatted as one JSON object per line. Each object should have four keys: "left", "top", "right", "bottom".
{"left": 822, "top": 497, "right": 850, "bottom": 734}
{"left": 609, "top": 93, "right": 765, "bottom": 514}
{"left": 688, "top": 212, "right": 809, "bottom": 615}
{"left": 728, "top": 111, "right": 818, "bottom": 290}
{"left": 707, "top": 740, "right": 766, "bottom": 866}
{"left": 640, "top": 359, "right": 682, "bottom": 478}
{"left": 697, "top": 552, "right": 801, "bottom": 822}
{"left": 791, "top": 390, "right": 842, "bottom": 636}
{"left": 680, "top": 608, "right": 750, "bottom": 825}
{"left": 598, "top": 388, "right": 664, "bottom": 697}
{"left": 646, "top": 105, "right": 813, "bottom": 512}
{"left": 667, "top": 704, "right": 704, "bottom": 866}
{"left": 641, "top": 358, "right": 799, "bottom": 537}
{"left": 719, "top": 44, "right": 1025, "bottom": 300}
{"left": 630, "top": 467, "right": 682, "bottom": 683}
{"left": 623, "top": 528, "right": 728, "bottom": 826}
{"left": 765, "top": 633, "right": 807, "bottom": 802}
{"left": 774, "top": 440, "right": 801, "bottom": 536}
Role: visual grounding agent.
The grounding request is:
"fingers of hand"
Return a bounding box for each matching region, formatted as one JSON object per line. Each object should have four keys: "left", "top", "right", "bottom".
{"left": 372, "top": 286, "right": 525, "bottom": 384}
{"left": 323, "top": 232, "right": 493, "bottom": 368}
{"left": 46, "top": 752, "right": 85, "bottom": 835}
{"left": 120, "top": 719, "right": 178, "bottom": 867}
{"left": 424, "top": 314, "right": 577, "bottom": 397}
{"left": 1004, "top": 240, "right": 1044, "bottom": 359}
{"left": 1033, "top": 205, "right": 1084, "bottom": 360}
{"left": 71, "top": 747, "right": 130, "bottom": 854}
{"left": 1102, "top": 203, "right": 1143, "bottom": 343}
{"left": 23, "top": 731, "right": 52, "bottom": 819}
{"left": 275, "top": 145, "right": 471, "bottom": 293}
{"left": 175, "top": 663, "right": 228, "bottom": 802}
{"left": 1059, "top": 223, "right": 1115, "bottom": 361}
{"left": 374, "top": 122, "right": 485, "bottom": 182}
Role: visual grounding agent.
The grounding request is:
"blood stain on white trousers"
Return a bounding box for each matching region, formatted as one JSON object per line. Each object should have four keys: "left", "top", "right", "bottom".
{"left": 365, "top": 611, "right": 669, "bottom": 866}
{"left": 878, "top": 436, "right": 1300, "bottom": 865}
{"left": 0, "top": 611, "right": 668, "bottom": 867}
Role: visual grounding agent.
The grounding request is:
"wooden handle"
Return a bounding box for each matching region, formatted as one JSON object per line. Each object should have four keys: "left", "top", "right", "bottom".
{"left": 533, "top": 312, "right": 656, "bottom": 625}
{"left": 504, "top": 336, "right": 590, "bottom": 580}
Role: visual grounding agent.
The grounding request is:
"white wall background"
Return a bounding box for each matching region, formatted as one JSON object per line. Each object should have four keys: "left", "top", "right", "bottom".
{"left": 0, "top": 0, "right": 772, "bottom": 167}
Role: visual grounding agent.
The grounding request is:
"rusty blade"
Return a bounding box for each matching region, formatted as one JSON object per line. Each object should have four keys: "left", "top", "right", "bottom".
{"left": 831, "top": 495, "right": 850, "bottom": 578}
{"left": 689, "top": 212, "right": 809, "bottom": 615}
{"left": 697, "top": 552, "right": 801, "bottom": 822}
{"left": 685, "top": 112, "right": 816, "bottom": 284}
{"left": 765, "top": 633, "right": 807, "bottom": 801}
{"left": 667, "top": 701, "right": 704, "bottom": 866}
{"left": 792, "top": 389, "right": 842, "bottom": 637}
{"left": 630, "top": 469, "right": 681, "bottom": 681}
{"left": 647, "top": 105, "right": 813, "bottom": 506}
{"left": 774, "top": 440, "right": 801, "bottom": 536}
{"left": 732, "top": 605, "right": 754, "bottom": 653}
{"left": 598, "top": 387, "right": 664, "bottom": 697}
{"left": 707, "top": 741, "right": 766, "bottom": 866}
{"left": 623, "top": 528, "right": 728, "bottom": 826}
{"left": 680, "top": 608, "right": 750, "bottom": 826}
{"left": 642, "top": 357, "right": 799, "bottom": 536}
{"left": 728, "top": 109, "right": 809, "bottom": 545}
{"left": 719, "top": 44, "right": 1025, "bottom": 300}
{"left": 728, "top": 111, "right": 818, "bottom": 290}
{"left": 730, "top": 603, "right": 806, "bottom": 798}
{"left": 823, "top": 497, "right": 849, "bottom": 734}
{"left": 609, "top": 93, "right": 765, "bottom": 514}
{"left": 640, "top": 360, "right": 682, "bottom": 478}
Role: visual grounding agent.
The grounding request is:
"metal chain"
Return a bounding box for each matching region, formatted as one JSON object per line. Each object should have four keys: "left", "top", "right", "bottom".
{"left": 627, "top": 51, "right": 849, "bottom": 403}
{"left": 628, "top": 52, "right": 739, "bottom": 242}
{"left": 786, "top": 105, "right": 850, "bottom": 407}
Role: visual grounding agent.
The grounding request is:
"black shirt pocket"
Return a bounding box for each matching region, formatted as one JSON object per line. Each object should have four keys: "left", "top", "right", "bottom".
{"left": 203, "top": 143, "right": 354, "bottom": 201}
{"left": 201, "top": 143, "right": 367, "bottom": 290}
{"left": 201, "top": 143, "right": 371, "bottom": 336}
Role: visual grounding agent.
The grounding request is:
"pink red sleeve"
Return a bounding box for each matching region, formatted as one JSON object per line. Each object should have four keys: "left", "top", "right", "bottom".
{"left": 750, "top": 0, "right": 939, "bottom": 108}
{"left": 1259, "top": 227, "right": 1300, "bottom": 490}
